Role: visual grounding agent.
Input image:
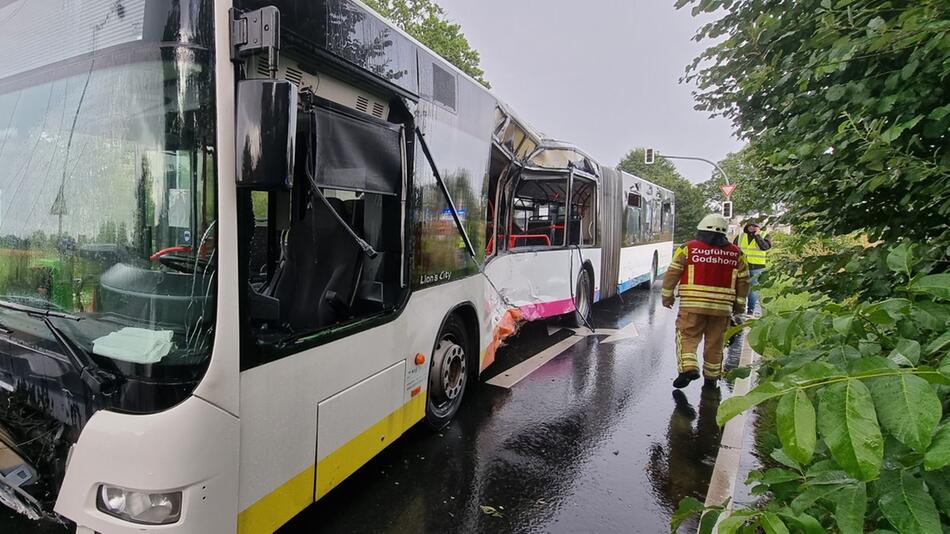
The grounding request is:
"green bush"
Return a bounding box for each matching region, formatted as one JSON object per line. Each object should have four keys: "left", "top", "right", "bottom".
{"left": 675, "top": 242, "right": 950, "bottom": 533}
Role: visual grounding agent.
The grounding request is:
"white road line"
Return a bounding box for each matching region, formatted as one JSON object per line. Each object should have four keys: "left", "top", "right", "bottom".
{"left": 486, "top": 335, "right": 586, "bottom": 389}
{"left": 599, "top": 321, "right": 639, "bottom": 344}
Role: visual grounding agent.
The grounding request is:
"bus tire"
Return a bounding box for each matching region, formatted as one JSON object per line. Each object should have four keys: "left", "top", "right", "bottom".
{"left": 425, "top": 314, "right": 470, "bottom": 429}
{"left": 569, "top": 268, "right": 593, "bottom": 327}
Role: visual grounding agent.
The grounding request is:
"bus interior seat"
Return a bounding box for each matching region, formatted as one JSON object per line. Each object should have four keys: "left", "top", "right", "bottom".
{"left": 348, "top": 194, "right": 402, "bottom": 314}
{"left": 269, "top": 196, "right": 363, "bottom": 332}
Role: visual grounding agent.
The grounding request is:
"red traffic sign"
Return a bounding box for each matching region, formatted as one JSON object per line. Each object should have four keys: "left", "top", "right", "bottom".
{"left": 720, "top": 183, "right": 737, "bottom": 198}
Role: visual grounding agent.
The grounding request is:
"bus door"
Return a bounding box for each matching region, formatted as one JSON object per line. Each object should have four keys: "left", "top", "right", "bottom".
{"left": 235, "top": 81, "right": 417, "bottom": 528}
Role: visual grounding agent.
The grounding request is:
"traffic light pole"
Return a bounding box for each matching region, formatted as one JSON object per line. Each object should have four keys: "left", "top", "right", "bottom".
{"left": 645, "top": 150, "right": 735, "bottom": 217}
{"left": 655, "top": 154, "right": 732, "bottom": 185}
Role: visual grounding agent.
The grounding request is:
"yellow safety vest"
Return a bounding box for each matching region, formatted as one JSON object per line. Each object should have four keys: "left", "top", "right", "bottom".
{"left": 739, "top": 233, "right": 767, "bottom": 266}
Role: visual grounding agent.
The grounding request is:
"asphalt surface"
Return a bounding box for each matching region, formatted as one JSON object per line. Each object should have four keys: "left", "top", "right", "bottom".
{"left": 3, "top": 285, "right": 746, "bottom": 533}
{"left": 284, "top": 286, "right": 745, "bottom": 533}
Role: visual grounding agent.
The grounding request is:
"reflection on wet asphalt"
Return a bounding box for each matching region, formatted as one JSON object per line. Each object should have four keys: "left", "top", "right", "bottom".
{"left": 284, "top": 287, "right": 743, "bottom": 534}
{"left": 0, "top": 287, "right": 744, "bottom": 533}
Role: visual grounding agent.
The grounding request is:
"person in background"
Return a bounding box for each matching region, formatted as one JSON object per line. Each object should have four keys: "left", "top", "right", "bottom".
{"left": 734, "top": 222, "right": 771, "bottom": 317}
{"left": 662, "top": 214, "right": 750, "bottom": 389}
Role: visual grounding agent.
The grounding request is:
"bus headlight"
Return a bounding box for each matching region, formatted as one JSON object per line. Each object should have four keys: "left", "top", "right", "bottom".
{"left": 97, "top": 485, "right": 182, "bottom": 525}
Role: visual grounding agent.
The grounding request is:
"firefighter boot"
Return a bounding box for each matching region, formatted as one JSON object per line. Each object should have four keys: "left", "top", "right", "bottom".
{"left": 673, "top": 370, "right": 700, "bottom": 388}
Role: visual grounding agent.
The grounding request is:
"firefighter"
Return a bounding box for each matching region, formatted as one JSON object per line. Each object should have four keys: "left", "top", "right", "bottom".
{"left": 734, "top": 222, "right": 771, "bottom": 316}
{"left": 662, "top": 214, "right": 750, "bottom": 389}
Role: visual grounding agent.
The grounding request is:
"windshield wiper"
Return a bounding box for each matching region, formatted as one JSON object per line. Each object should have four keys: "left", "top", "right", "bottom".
{"left": 0, "top": 299, "right": 119, "bottom": 395}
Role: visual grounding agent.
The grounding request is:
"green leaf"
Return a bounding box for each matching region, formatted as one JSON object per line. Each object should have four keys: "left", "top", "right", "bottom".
{"left": 777, "top": 512, "right": 824, "bottom": 534}
{"left": 759, "top": 467, "right": 802, "bottom": 485}
{"left": 670, "top": 496, "right": 705, "bottom": 532}
{"left": 717, "top": 382, "right": 786, "bottom": 426}
{"left": 770, "top": 448, "right": 802, "bottom": 470}
{"left": 748, "top": 321, "right": 772, "bottom": 354}
{"left": 833, "top": 315, "right": 854, "bottom": 335}
{"left": 769, "top": 315, "right": 800, "bottom": 354}
{"left": 878, "top": 469, "right": 941, "bottom": 534}
{"left": 922, "top": 469, "right": 950, "bottom": 512}
{"left": 900, "top": 59, "right": 919, "bottom": 80}
{"left": 885, "top": 244, "right": 914, "bottom": 275}
{"left": 760, "top": 512, "right": 789, "bottom": 534}
{"left": 880, "top": 124, "right": 905, "bottom": 144}
{"left": 924, "top": 331, "right": 950, "bottom": 356}
{"left": 888, "top": 339, "right": 921, "bottom": 366}
{"left": 717, "top": 512, "right": 752, "bottom": 534}
{"left": 833, "top": 482, "right": 867, "bottom": 534}
{"left": 825, "top": 85, "right": 846, "bottom": 102}
{"left": 867, "top": 374, "right": 941, "bottom": 452}
{"left": 923, "top": 422, "right": 950, "bottom": 471}
{"left": 911, "top": 274, "right": 950, "bottom": 300}
{"left": 867, "top": 16, "right": 886, "bottom": 32}
{"left": 726, "top": 366, "right": 752, "bottom": 380}
{"left": 790, "top": 484, "right": 837, "bottom": 513}
{"left": 817, "top": 380, "right": 883, "bottom": 481}
{"left": 777, "top": 389, "right": 816, "bottom": 464}
{"left": 697, "top": 507, "right": 724, "bottom": 534}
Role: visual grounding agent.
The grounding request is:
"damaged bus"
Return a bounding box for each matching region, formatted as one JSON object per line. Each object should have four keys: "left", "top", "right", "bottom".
{"left": 484, "top": 125, "right": 674, "bottom": 332}
{"left": 0, "top": 1, "right": 671, "bottom": 532}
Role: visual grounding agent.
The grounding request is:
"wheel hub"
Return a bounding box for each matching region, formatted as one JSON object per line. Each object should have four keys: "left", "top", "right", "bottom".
{"left": 430, "top": 339, "right": 466, "bottom": 402}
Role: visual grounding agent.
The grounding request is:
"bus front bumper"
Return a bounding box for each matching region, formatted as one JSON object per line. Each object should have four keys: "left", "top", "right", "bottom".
{"left": 54, "top": 396, "right": 239, "bottom": 533}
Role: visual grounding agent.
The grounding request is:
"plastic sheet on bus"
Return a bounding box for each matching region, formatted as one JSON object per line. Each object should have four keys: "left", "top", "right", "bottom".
{"left": 313, "top": 105, "right": 402, "bottom": 196}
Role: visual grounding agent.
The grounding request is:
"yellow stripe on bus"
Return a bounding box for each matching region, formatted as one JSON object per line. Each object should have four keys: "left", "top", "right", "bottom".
{"left": 316, "top": 394, "right": 426, "bottom": 499}
{"left": 237, "top": 394, "right": 427, "bottom": 534}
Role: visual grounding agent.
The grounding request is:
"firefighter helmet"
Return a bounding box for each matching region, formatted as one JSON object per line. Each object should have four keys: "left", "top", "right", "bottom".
{"left": 697, "top": 214, "right": 729, "bottom": 235}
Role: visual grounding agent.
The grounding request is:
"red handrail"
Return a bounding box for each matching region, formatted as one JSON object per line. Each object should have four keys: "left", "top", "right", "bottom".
{"left": 508, "top": 234, "right": 551, "bottom": 247}
{"left": 149, "top": 246, "right": 193, "bottom": 262}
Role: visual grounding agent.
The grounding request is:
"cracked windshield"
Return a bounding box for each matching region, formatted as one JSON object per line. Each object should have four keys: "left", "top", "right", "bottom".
{"left": 0, "top": 0, "right": 217, "bottom": 369}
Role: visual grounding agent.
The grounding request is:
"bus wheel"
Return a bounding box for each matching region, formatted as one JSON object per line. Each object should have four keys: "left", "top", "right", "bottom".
{"left": 426, "top": 315, "right": 469, "bottom": 429}
{"left": 569, "top": 268, "right": 593, "bottom": 327}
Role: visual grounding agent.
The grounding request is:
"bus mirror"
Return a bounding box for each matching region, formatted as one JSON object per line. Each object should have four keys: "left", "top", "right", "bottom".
{"left": 236, "top": 79, "right": 298, "bottom": 190}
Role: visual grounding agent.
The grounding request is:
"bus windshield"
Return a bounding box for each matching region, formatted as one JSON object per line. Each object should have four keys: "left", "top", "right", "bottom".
{"left": 0, "top": 0, "right": 217, "bottom": 372}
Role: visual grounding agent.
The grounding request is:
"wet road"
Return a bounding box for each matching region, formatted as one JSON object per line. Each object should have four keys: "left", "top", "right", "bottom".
{"left": 3, "top": 285, "right": 744, "bottom": 533}
{"left": 284, "top": 286, "right": 743, "bottom": 534}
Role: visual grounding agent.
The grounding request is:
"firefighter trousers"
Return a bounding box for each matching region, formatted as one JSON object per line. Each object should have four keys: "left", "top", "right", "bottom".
{"left": 675, "top": 310, "right": 731, "bottom": 379}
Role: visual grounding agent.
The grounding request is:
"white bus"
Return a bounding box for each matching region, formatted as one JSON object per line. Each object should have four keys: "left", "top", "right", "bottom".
{"left": 0, "top": 1, "right": 672, "bottom": 532}
{"left": 484, "top": 129, "right": 675, "bottom": 335}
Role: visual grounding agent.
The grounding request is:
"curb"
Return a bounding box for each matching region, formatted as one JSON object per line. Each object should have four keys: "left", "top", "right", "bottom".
{"left": 701, "top": 328, "right": 759, "bottom": 531}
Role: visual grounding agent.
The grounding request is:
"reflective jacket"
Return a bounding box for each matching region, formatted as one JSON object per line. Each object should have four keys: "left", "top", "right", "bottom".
{"left": 662, "top": 240, "right": 750, "bottom": 316}
{"left": 737, "top": 233, "right": 769, "bottom": 266}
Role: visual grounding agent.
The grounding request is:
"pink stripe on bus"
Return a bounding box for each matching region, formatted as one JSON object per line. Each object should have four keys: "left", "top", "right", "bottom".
{"left": 518, "top": 298, "right": 576, "bottom": 321}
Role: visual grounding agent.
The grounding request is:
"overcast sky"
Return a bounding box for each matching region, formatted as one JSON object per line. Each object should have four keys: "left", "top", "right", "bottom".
{"left": 436, "top": 0, "right": 745, "bottom": 184}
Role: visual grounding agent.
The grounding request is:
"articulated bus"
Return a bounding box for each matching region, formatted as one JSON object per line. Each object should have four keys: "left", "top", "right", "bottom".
{"left": 0, "top": 1, "right": 672, "bottom": 532}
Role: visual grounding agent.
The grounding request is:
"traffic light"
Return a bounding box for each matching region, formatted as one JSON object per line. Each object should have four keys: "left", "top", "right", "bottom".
{"left": 722, "top": 201, "right": 733, "bottom": 219}
{"left": 644, "top": 148, "right": 655, "bottom": 164}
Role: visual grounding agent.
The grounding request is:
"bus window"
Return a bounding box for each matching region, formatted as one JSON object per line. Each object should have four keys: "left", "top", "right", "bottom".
{"left": 627, "top": 192, "right": 642, "bottom": 208}
{"left": 508, "top": 175, "right": 567, "bottom": 249}
{"left": 569, "top": 176, "right": 597, "bottom": 246}
{"left": 241, "top": 103, "right": 406, "bottom": 348}
{"left": 661, "top": 198, "right": 674, "bottom": 240}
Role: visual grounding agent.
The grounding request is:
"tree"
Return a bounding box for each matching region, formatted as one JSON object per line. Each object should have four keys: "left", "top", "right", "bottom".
{"left": 697, "top": 146, "right": 777, "bottom": 218}
{"left": 678, "top": 0, "right": 949, "bottom": 245}
{"left": 618, "top": 148, "right": 705, "bottom": 243}
{"left": 364, "top": 0, "right": 490, "bottom": 87}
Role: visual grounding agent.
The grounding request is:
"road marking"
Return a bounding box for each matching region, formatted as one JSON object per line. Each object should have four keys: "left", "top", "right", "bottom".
{"left": 546, "top": 326, "right": 617, "bottom": 337}
{"left": 599, "top": 321, "right": 639, "bottom": 344}
{"left": 486, "top": 334, "right": 586, "bottom": 389}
